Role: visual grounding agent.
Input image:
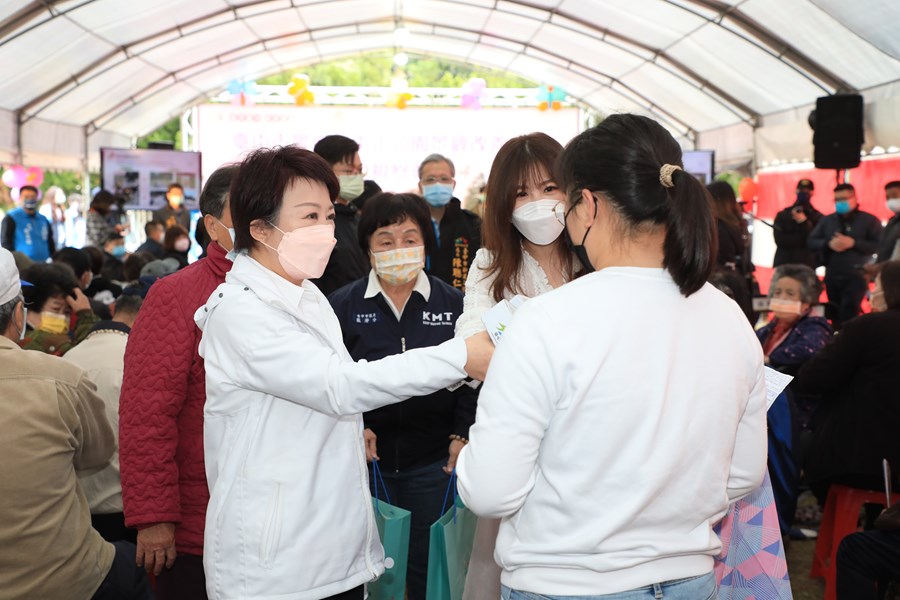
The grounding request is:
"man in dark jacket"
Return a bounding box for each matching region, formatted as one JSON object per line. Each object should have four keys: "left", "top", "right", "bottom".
{"left": 773, "top": 179, "right": 823, "bottom": 268}
{"left": 808, "top": 183, "right": 882, "bottom": 326}
{"left": 152, "top": 183, "right": 191, "bottom": 232}
{"left": 311, "top": 134, "right": 381, "bottom": 296}
{"left": 417, "top": 153, "right": 481, "bottom": 291}
{"left": 119, "top": 165, "right": 235, "bottom": 600}
{"left": 135, "top": 221, "right": 166, "bottom": 259}
{"left": 876, "top": 180, "right": 900, "bottom": 263}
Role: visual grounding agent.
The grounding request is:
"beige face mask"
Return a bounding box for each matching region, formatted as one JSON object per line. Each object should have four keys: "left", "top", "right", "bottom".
{"left": 372, "top": 246, "right": 426, "bottom": 286}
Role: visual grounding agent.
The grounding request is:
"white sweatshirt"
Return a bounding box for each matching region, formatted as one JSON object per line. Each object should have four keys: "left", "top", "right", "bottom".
{"left": 457, "top": 267, "right": 767, "bottom": 595}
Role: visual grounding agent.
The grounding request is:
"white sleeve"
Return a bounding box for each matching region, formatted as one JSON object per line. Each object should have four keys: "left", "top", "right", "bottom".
{"left": 455, "top": 249, "right": 498, "bottom": 339}
{"left": 456, "top": 301, "right": 556, "bottom": 518}
{"left": 726, "top": 356, "right": 768, "bottom": 502}
{"left": 207, "top": 302, "right": 468, "bottom": 417}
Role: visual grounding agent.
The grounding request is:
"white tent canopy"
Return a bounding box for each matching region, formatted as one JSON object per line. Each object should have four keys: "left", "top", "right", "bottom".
{"left": 0, "top": 0, "right": 898, "bottom": 171}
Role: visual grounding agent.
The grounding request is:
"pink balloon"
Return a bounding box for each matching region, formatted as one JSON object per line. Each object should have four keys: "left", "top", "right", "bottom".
{"left": 25, "top": 166, "right": 43, "bottom": 187}
{"left": 2, "top": 165, "right": 27, "bottom": 189}
{"left": 461, "top": 94, "right": 481, "bottom": 109}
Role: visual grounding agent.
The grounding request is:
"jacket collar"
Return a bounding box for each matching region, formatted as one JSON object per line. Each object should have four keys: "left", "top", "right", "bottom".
{"left": 226, "top": 253, "right": 319, "bottom": 314}
{"left": 88, "top": 320, "right": 131, "bottom": 335}
{"left": 0, "top": 336, "right": 20, "bottom": 351}
{"left": 206, "top": 240, "right": 234, "bottom": 279}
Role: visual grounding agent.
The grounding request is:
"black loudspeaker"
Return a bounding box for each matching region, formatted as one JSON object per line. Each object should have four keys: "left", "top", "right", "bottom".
{"left": 812, "top": 94, "right": 864, "bottom": 169}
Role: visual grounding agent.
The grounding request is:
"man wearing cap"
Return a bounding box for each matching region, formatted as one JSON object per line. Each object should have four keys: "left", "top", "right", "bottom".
{"left": 773, "top": 179, "right": 823, "bottom": 268}
{"left": 119, "top": 164, "right": 235, "bottom": 599}
{"left": 0, "top": 247, "right": 151, "bottom": 599}
{"left": 1, "top": 185, "right": 55, "bottom": 263}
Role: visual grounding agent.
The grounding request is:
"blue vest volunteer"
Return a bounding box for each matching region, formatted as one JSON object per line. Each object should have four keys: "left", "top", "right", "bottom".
{"left": 1, "top": 208, "right": 54, "bottom": 262}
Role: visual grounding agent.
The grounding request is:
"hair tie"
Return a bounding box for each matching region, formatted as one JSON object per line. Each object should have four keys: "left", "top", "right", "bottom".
{"left": 659, "top": 164, "right": 682, "bottom": 189}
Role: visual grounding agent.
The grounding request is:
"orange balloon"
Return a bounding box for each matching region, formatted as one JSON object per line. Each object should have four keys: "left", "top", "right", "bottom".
{"left": 738, "top": 177, "right": 758, "bottom": 202}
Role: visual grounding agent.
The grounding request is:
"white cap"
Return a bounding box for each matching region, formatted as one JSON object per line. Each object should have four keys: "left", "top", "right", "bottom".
{"left": 0, "top": 248, "right": 22, "bottom": 305}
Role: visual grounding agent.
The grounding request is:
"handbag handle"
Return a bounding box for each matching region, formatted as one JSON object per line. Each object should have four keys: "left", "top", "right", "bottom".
{"left": 440, "top": 469, "right": 458, "bottom": 524}
{"left": 371, "top": 459, "right": 391, "bottom": 509}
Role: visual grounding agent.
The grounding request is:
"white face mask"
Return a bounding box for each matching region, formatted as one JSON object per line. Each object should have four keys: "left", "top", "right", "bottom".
{"left": 174, "top": 238, "right": 190, "bottom": 253}
{"left": 511, "top": 199, "right": 565, "bottom": 246}
{"left": 373, "top": 246, "right": 426, "bottom": 286}
{"left": 18, "top": 305, "right": 27, "bottom": 341}
{"left": 887, "top": 198, "right": 900, "bottom": 214}
{"left": 338, "top": 175, "right": 364, "bottom": 202}
{"left": 769, "top": 298, "right": 802, "bottom": 316}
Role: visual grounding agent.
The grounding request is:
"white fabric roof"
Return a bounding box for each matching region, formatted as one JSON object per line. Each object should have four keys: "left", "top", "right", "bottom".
{"left": 0, "top": 0, "right": 898, "bottom": 168}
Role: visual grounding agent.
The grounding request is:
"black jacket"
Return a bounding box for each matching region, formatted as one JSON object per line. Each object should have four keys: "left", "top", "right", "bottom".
{"left": 795, "top": 310, "right": 900, "bottom": 489}
{"left": 877, "top": 214, "right": 900, "bottom": 262}
{"left": 426, "top": 198, "right": 481, "bottom": 291}
{"left": 329, "top": 275, "right": 477, "bottom": 472}
{"left": 808, "top": 209, "right": 883, "bottom": 278}
{"left": 773, "top": 203, "right": 823, "bottom": 268}
{"left": 311, "top": 202, "right": 368, "bottom": 297}
{"left": 135, "top": 239, "right": 165, "bottom": 259}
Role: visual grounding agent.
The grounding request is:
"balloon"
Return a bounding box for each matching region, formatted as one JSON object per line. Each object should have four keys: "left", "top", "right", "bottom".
{"left": 287, "top": 74, "right": 315, "bottom": 106}
{"left": 460, "top": 77, "right": 486, "bottom": 110}
{"left": 536, "top": 85, "right": 566, "bottom": 111}
{"left": 25, "top": 166, "right": 43, "bottom": 187}
{"left": 2, "top": 165, "right": 27, "bottom": 189}
{"left": 228, "top": 80, "right": 258, "bottom": 107}
{"left": 386, "top": 92, "right": 413, "bottom": 109}
{"left": 738, "top": 177, "right": 758, "bottom": 202}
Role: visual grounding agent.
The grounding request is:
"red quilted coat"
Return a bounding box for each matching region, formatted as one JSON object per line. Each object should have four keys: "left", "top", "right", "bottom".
{"left": 119, "top": 242, "right": 232, "bottom": 555}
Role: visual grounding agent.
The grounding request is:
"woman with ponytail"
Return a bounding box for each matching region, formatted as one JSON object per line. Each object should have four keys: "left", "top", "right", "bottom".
{"left": 456, "top": 114, "right": 767, "bottom": 600}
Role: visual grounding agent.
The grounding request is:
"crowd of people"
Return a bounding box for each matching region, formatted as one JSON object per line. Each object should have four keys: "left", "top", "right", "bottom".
{"left": 1, "top": 114, "right": 899, "bottom": 600}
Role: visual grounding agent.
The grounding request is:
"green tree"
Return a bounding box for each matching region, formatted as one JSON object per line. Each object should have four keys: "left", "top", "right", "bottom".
{"left": 137, "top": 117, "right": 182, "bottom": 150}
{"left": 40, "top": 170, "right": 100, "bottom": 196}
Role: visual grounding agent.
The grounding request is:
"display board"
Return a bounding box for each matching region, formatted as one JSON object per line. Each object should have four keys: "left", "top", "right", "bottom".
{"left": 100, "top": 147, "right": 202, "bottom": 211}
{"left": 682, "top": 150, "right": 715, "bottom": 184}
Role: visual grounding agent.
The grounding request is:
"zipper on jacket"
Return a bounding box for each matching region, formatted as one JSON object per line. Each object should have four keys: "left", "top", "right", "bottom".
{"left": 260, "top": 483, "right": 283, "bottom": 570}
{"left": 401, "top": 337, "right": 406, "bottom": 353}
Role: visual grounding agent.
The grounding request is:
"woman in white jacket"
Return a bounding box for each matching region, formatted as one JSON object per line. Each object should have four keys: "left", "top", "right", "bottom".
{"left": 456, "top": 114, "right": 767, "bottom": 600}
{"left": 194, "top": 146, "right": 491, "bottom": 600}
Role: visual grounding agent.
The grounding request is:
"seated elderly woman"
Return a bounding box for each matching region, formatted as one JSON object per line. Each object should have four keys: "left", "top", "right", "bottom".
{"left": 756, "top": 264, "right": 832, "bottom": 536}
{"left": 795, "top": 260, "right": 900, "bottom": 502}
{"left": 194, "top": 145, "right": 491, "bottom": 600}
{"left": 19, "top": 262, "right": 97, "bottom": 355}
{"left": 757, "top": 263, "right": 833, "bottom": 375}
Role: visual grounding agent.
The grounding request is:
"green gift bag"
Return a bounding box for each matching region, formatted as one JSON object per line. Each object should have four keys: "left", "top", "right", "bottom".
{"left": 369, "top": 460, "right": 411, "bottom": 600}
{"left": 426, "top": 471, "right": 478, "bottom": 600}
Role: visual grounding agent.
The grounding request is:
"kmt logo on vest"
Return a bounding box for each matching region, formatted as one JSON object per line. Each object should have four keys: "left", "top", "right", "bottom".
{"left": 422, "top": 311, "right": 454, "bottom": 326}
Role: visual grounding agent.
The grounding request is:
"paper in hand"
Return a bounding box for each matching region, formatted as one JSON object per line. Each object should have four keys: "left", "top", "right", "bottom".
{"left": 764, "top": 366, "right": 793, "bottom": 410}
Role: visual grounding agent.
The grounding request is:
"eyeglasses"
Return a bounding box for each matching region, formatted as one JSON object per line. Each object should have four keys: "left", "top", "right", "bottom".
{"left": 421, "top": 176, "right": 454, "bottom": 185}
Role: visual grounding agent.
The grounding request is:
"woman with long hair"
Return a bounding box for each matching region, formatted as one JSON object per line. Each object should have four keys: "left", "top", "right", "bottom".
{"left": 455, "top": 132, "right": 575, "bottom": 338}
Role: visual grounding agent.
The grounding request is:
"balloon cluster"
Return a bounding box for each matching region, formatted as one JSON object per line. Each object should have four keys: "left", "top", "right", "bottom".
{"left": 228, "top": 80, "right": 258, "bottom": 107}
{"left": 386, "top": 91, "right": 413, "bottom": 109}
{"left": 287, "top": 74, "right": 315, "bottom": 106}
{"left": 461, "top": 78, "right": 486, "bottom": 109}
{"left": 537, "top": 84, "right": 566, "bottom": 111}
{"left": 2, "top": 165, "right": 44, "bottom": 200}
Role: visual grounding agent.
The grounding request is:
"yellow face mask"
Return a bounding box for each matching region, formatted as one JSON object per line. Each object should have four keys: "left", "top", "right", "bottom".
{"left": 39, "top": 312, "right": 69, "bottom": 335}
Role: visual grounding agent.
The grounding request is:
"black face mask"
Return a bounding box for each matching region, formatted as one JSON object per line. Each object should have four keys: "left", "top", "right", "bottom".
{"left": 564, "top": 196, "right": 596, "bottom": 274}
{"left": 795, "top": 191, "right": 810, "bottom": 206}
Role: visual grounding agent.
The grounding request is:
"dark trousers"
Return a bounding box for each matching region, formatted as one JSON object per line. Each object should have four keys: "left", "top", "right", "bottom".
{"left": 92, "top": 541, "right": 153, "bottom": 600}
{"left": 837, "top": 529, "right": 900, "bottom": 599}
{"left": 325, "top": 585, "right": 364, "bottom": 600}
{"left": 156, "top": 553, "right": 207, "bottom": 600}
{"left": 370, "top": 458, "right": 451, "bottom": 600}
{"left": 825, "top": 272, "right": 868, "bottom": 327}
{"left": 92, "top": 512, "right": 137, "bottom": 544}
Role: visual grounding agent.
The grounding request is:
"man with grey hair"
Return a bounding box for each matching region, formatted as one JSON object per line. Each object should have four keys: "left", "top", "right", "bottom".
{"left": 0, "top": 247, "right": 151, "bottom": 599}
{"left": 417, "top": 153, "right": 481, "bottom": 290}
{"left": 119, "top": 164, "right": 236, "bottom": 600}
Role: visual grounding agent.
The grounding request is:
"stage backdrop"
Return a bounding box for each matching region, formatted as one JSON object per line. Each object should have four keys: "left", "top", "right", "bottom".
{"left": 196, "top": 104, "right": 582, "bottom": 200}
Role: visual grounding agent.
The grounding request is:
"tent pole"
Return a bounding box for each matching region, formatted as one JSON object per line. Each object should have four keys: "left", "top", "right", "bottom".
{"left": 83, "top": 126, "right": 91, "bottom": 207}
{"left": 15, "top": 110, "right": 23, "bottom": 164}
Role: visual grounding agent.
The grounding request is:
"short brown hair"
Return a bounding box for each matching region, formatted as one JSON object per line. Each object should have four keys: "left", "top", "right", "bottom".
{"left": 481, "top": 133, "right": 571, "bottom": 302}
{"left": 230, "top": 146, "right": 339, "bottom": 252}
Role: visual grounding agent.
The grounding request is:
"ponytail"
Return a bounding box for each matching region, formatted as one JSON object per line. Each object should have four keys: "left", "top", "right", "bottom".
{"left": 663, "top": 169, "right": 717, "bottom": 296}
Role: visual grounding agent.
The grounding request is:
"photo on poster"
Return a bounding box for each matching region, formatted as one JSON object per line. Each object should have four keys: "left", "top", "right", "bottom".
{"left": 113, "top": 171, "right": 140, "bottom": 207}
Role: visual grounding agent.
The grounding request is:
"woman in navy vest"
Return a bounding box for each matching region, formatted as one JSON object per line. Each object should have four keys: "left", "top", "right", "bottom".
{"left": 328, "top": 192, "right": 478, "bottom": 600}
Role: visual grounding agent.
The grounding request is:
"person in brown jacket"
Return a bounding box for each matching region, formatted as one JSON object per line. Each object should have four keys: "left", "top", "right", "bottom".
{"left": 0, "top": 247, "right": 151, "bottom": 600}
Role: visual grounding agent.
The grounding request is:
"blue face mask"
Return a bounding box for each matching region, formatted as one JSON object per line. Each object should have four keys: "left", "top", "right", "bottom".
{"left": 112, "top": 245, "right": 127, "bottom": 259}
{"left": 23, "top": 198, "right": 38, "bottom": 211}
{"left": 835, "top": 200, "right": 852, "bottom": 215}
{"left": 422, "top": 183, "right": 454, "bottom": 207}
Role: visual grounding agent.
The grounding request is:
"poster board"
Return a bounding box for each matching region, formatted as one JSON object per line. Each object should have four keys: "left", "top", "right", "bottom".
{"left": 100, "top": 148, "right": 202, "bottom": 211}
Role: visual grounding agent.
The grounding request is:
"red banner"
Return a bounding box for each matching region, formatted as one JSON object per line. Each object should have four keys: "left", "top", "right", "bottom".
{"left": 755, "top": 156, "right": 900, "bottom": 221}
